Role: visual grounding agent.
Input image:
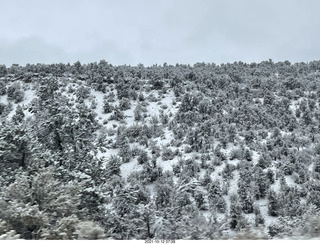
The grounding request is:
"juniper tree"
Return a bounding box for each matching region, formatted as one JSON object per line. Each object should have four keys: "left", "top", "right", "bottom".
{"left": 208, "top": 180, "right": 226, "bottom": 213}
{"left": 268, "top": 190, "right": 279, "bottom": 217}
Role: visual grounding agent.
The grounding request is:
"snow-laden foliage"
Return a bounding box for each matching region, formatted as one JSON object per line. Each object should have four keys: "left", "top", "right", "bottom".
{"left": 0, "top": 60, "right": 320, "bottom": 239}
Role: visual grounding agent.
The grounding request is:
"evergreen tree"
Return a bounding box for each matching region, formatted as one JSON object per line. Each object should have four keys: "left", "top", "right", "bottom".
{"left": 0, "top": 114, "right": 30, "bottom": 169}
{"left": 229, "top": 194, "right": 246, "bottom": 230}
{"left": 253, "top": 167, "right": 269, "bottom": 199}
{"left": 105, "top": 184, "right": 150, "bottom": 239}
{"left": 254, "top": 205, "right": 265, "bottom": 227}
{"left": 237, "top": 165, "right": 254, "bottom": 213}
{"left": 106, "top": 155, "right": 121, "bottom": 178}
{"left": 103, "top": 99, "right": 113, "bottom": 113}
{"left": 0, "top": 167, "right": 80, "bottom": 239}
{"left": 244, "top": 149, "right": 252, "bottom": 161}
{"left": 268, "top": 190, "right": 279, "bottom": 217}
{"left": 208, "top": 180, "right": 226, "bottom": 213}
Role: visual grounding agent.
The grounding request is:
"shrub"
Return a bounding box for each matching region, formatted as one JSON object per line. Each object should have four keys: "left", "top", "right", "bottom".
{"left": 119, "top": 98, "right": 131, "bottom": 111}
{"left": 0, "top": 103, "right": 6, "bottom": 115}
{"left": 103, "top": 100, "right": 113, "bottom": 113}
{"left": 7, "top": 83, "right": 24, "bottom": 103}
{"left": 229, "top": 148, "right": 243, "bottom": 160}
{"left": 137, "top": 150, "right": 149, "bottom": 165}
{"left": 0, "top": 81, "right": 6, "bottom": 95}
{"left": 75, "top": 85, "right": 90, "bottom": 99}
{"left": 161, "top": 146, "right": 175, "bottom": 161}
{"left": 75, "top": 221, "right": 105, "bottom": 240}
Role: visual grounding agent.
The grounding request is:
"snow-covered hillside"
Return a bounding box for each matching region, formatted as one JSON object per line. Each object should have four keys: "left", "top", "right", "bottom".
{"left": 0, "top": 61, "right": 320, "bottom": 240}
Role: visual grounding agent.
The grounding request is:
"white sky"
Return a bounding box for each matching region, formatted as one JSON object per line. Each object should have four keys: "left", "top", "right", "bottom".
{"left": 1, "top": 0, "right": 320, "bottom": 66}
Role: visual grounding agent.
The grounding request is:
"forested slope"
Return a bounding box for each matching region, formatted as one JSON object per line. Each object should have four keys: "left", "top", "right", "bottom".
{"left": 0, "top": 60, "right": 320, "bottom": 239}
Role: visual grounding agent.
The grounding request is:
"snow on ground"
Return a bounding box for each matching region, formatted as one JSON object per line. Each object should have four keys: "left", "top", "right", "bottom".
{"left": 251, "top": 150, "right": 260, "bottom": 164}
{"left": 96, "top": 148, "right": 118, "bottom": 160}
{"left": 21, "top": 89, "right": 36, "bottom": 118}
{"left": 308, "top": 162, "right": 315, "bottom": 173}
{"left": 122, "top": 106, "right": 136, "bottom": 126}
{"left": 145, "top": 184, "right": 156, "bottom": 197}
{"left": 199, "top": 168, "right": 207, "bottom": 179}
{"left": 271, "top": 178, "right": 281, "bottom": 192}
{"left": 284, "top": 175, "right": 295, "bottom": 187}
{"left": 120, "top": 158, "right": 143, "bottom": 179}
{"left": 228, "top": 171, "right": 239, "bottom": 196}
{"left": 210, "top": 162, "right": 225, "bottom": 180}
{"left": 157, "top": 158, "right": 177, "bottom": 172}
{"left": 202, "top": 211, "right": 212, "bottom": 222}
{"left": 0, "top": 93, "right": 7, "bottom": 103}
{"left": 245, "top": 213, "right": 256, "bottom": 225}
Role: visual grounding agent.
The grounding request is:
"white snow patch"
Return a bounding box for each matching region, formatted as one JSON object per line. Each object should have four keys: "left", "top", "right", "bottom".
{"left": 120, "top": 158, "right": 143, "bottom": 179}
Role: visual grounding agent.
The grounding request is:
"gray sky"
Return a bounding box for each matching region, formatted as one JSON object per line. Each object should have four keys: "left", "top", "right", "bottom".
{"left": 1, "top": 0, "right": 320, "bottom": 66}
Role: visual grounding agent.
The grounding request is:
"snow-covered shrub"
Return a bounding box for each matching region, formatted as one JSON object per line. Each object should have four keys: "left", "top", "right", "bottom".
{"left": 214, "top": 144, "right": 226, "bottom": 161}
{"left": 179, "top": 93, "right": 200, "bottom": 112}
{"left": 75, "top": 221, "right": 105, "bottom": 240}
{"left": 222, "top": 163, "right": 235, "bottom": 180}
{"left": 244, "top": 149, "right": 252, "bottom": 161}
{"left": 160, "top": 111, "right": 169, "bottom": 125}
{"left": 42, "top": 215, "right": 80, "bottom": 240}
{"left": 229, "top": 148, "right": 243, "bottom": 160}
{"left": 184, "top": 145, "right": 192, "bottom": 153}
{"left": 194, "top": 191, "right": 208, "bottom": 210}
{"left": 151, "top": 79, "right": 164, "bottom": 90}
{"left": 140, "top": 164, "right": 161, "bottom": 184}
{"left": 118, "top": 143, "right": 132, "bottom": 163}
{"left": 147, "top": 93, "right": 158, "bottom": 102}
{"left": 161, "top": 146, "right": 175, "bottom": 161}
{"left": 129, "top": 89, "right": 138, "bottom": 100}
{"left": 208, "top": 181, "right": 226, "bottom": 213}
{"left": 125, "top": 124, "right": 144, "bottom": 142}
{"left": 109, "top": 107, "right": 124, "bottom": 121}
{"left": 134, "top": 104, "right": 143, "bottom": 121}
{"left": 0, "top": 103, "right": 6, "bottom": 115}
{"left": 105, "top": 155, "right": 121, "bottom": 178}
{"left": 138, "top": 92, "right": 145, "bottom": 101}
{"left": 161, "top": 104, "right": 168, "bottom": 110}
{"left": 103, "top": 99, "right": 114, "bottom": 113}
{"left": 297, "top": 209, "right": 320, "bottom": 238}
{"left": 76, "top": 85, "right": 90, "bottom": 99}
{"left": 229, "top": 194, "right": 248, "bottom": 231}
{"left": 119, "top": 98, "right": 131, "bottom": 110}
{"left": 257, "top": 154, "right": 272, "bottom": 169}
{"left": 150, "top": 114, "right": 159, "bottom": 124}
{"left": 0, "top": 65, "right": 7, "bottom": 77}
{"left": 268, "top": 216, "right": 302, "bottom": 238}
{"left": 234, "top": 226, "right": 269, "bottom": 240}
{"left": 137, "top": 150, "right": 149, "bottom": 165}
{"left": 212, "top": 156, "right": 222, "bottom": 166}
{"left": 172, "top": 164, "right": 181, "bottom": 176}
{"left": 90, "top": 99, "right": 97, "bottom": 109}
{"left": 154, "top": 179, "right": 174, "bottom": 209}
{"left": 67, "top": 85, "right": 75, "bottom": 93}
{"left": 149, "top": 140, "right": 161, "bottom": 157}
{"left": 0, "top": 81, "right": 6, "bottom": 95}
{"left": 0, "top": 220, "right": 20, "bottom": 240}
{"left": 7, "top": 82, "right": 24, "bottom": 103}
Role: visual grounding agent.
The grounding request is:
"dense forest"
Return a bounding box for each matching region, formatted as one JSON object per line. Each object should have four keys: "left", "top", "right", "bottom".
{"left": 0, "top": 60, "right": 320, "bottom": 240}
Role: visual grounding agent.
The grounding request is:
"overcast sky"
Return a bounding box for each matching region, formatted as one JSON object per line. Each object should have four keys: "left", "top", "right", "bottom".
{"left": 1, "top": 0, "right": 320, "bottom": 66}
